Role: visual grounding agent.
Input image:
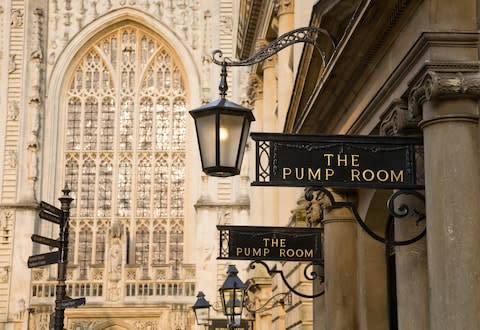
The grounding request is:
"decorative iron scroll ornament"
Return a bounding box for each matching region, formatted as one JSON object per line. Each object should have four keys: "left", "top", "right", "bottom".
{"left": 249, "top": 260, "right": 324, "bottom": 299}
{"left": 244, "top": 291, "right": 292, "bottom": 314}
{"left": 304, "top": 187, "right": 426, "bottom": 246}
{"left": 211, "top": 27, "right": 336, "bottom": 68}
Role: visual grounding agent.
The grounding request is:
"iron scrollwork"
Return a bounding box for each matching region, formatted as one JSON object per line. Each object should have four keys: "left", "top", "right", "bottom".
{"left": 211, "top": 26, "right": 336, "bottom": 67}
{"left": 304, "top": 187, "right": 426, "bottom": 246}
{"left": 249, "top": 260, "right": 324, "bottom": 299}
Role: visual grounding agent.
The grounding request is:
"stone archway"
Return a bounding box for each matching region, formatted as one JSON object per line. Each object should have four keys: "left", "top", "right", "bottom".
{"left": 93, "top": 320, "right": 131, "bottom": 330}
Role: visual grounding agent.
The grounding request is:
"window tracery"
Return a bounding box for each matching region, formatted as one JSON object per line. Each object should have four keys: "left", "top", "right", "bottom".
{"left": 64, "top": 24, "right": 186, "bottom": 289}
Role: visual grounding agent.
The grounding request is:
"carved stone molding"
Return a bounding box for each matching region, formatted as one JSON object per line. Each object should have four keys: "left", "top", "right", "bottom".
{"left": 276, "top": 0, "right": 294, "bottom": 16}
{"left": 304, "top": 187, "right": 331, "bottom": 227}
{"left": 7, "top": 101, "right": 19, "bottom": 120}
{"left": 408, "top": 70, "right": 480, "bottom": 121}
{"left": 247, "top": 72, "right": 263, "bottom": 104}
{"left": 0, "top": 209, "right": 13, "bottom": 244}
{"left": 380, "top": 99, "right": 420, "bottom": 136}
{"left": 10, "top": 8, "right": 23, "bottom": 28}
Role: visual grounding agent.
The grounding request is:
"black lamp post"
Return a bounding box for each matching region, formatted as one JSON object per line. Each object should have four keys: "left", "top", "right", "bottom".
{"left": 192, "top": 291, "right": 211, "bottom": 327}
{"left": 219, "top": 265, "right": 247, "bottom": 329}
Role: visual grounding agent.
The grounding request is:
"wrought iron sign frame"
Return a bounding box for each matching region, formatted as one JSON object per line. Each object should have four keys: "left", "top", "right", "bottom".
{"left": 251, "top": 133, "right": 424, "bottom": 190}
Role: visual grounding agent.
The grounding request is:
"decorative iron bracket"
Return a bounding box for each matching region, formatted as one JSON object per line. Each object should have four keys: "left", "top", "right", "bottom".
{"left": 249, "top": 260, "right": 324, "bottom": 299}
{"left": 244, "top": 290, "right": 292, "bottom": 314}
{"left": 305, "top": 187, "right": 426, "bottom": 246}
{"left": 211, "top": 26, "right": 336, "bottom": 68}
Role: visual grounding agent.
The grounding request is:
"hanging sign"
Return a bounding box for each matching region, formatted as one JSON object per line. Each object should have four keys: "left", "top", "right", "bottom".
{"left": 217, "top": 225, "right": 322, "bottom": 262}
{"left": 31, "top": 234, "right": 62, "bottom": 248}
{"left": 28, "top": 251, "right": 59, "bottom": 268}
{"left": 251, "top": 133, "right": 423, "bottom": 189}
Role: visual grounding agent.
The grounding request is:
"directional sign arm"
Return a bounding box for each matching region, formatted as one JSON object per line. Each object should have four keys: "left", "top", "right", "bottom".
{"left": 39, "top": 210, "right": 61, "bottom": 224}
{"left": 39, "top": 201, "right": 63, "bottom": 217}
{"left": 61, "top": 297, "right": 86, "bottom": 308}
{"left": 28, "top": 251, "right": 60, "bottom": 268}
{"left": 31, "top": 234, "right": 62, "bottom": 248}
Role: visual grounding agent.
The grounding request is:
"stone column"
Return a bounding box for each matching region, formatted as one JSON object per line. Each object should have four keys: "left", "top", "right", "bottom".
{"left": 247, "top": 73, "right": 264, "bottom": 225}
{"left": 409, "top": 71, "right": 480, "bottom": 330}
{"left": 322, "top": 190, "right": 358, "bottom": 330}
{"left": 276, "top": 0, "right": 301, "bottom": 230}
{"left": 380, "top": 101, "right": 429, "bottom": 330}
{"left": 276, "top": 0, "right": 295, "bottom": 129}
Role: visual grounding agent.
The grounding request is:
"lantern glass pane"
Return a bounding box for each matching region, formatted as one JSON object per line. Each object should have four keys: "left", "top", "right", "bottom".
{"left": 236, "top": 118, "right": 251, "bottom": 169}
{"left": 219, "top": 114, "right": 244, "bottom": 167}
{"left": 196, "top": 114, "right": 216, "bottom": 168}
{"left": 195, "top": 307, "right": 210, "bottom": 325}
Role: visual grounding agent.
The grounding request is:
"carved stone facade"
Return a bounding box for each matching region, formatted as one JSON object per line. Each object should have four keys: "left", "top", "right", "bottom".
{"left": 0, "top": 1, "right": 253, "bottom": 329}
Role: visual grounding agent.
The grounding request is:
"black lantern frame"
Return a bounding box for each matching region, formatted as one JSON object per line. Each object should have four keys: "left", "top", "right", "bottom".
{"left": 189, "top": 87, "right": 255, "bottom": 177}
{"left": 219, "top": 265, "right": 247, "bottom": 329}
{"left": 190, "top": 27, "right": 336, "bottom": 178}
{"left": 192, "top": 291, "right": 212, "bottom": 326}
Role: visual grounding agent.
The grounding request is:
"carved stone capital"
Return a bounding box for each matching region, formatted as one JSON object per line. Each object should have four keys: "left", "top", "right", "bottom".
{"left": 247, "top": 72, "right": 263, "bottom": 103}
{"left": 276, "top": 0, "right": 294, "bottom": 16}
{"left": 380, "top": 99, "right": 420, "bottom": 136}
{"left": 408, "top": 71, "right": 480, "bottom": 120}
{"left": 262, "top": 54, "right": 277, "bottom": 70}
{"left": 304, "top": 187, "right": 331, "bottom": 227}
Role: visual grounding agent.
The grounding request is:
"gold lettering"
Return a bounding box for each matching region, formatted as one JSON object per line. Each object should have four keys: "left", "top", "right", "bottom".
{"left": 280, "top": 249, "right": 285, "bottom": 257}
{"left": 295, "top": 168, "right": 304, "bottom": 180}
{"left": 280, "top": 239, "right": 286, "bottom": 247}
{"left": 325, "top": 168, "right": 334, "bottom": 180}
{"left": 377, "top": 170, "right": 389, "bottom": 182}
{"left": 351, "top": 169, "right": 360, "bottom": 181}
{"left": 324, "top": 154, "right": 334, "bottom": 166}
{"left": 283, "top": 168, "right": 292, "bottom": 179}
{"left": 252, "top": 248, "right": 263, "bottom": 257}
{"left": 337, "top": 154, "right": 348, "bottom": 166}
{"left": 391, "top": 170, "right": 404, "bottom": 182}
{"left": 351, "top": 154, "right": 360, "bottom": 167}
{"left": 362, "top": 169, "right": 375, "bottom": 181}
{"left": 304, "top": 249, "right": 313, "bottom": 258}
{"left": 236, "top": 247, "right": 243, "bottom": 256}
{"left": 308, "top": 168, "right": 322, "bottom": 180}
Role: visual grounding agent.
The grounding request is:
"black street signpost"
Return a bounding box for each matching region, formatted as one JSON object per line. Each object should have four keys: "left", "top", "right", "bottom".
{"left": 252, "top": 133, "right": 424, "bottom": 189}
{"left": 29, "top": 187, "right": 84, "bottom": 330}
{"left": 217, "top": 225, "right": 322, "bottom": 263}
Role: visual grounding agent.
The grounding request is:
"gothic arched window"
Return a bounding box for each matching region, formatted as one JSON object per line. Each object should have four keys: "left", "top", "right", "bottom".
{"left": 64, "top": 23, "right": 186, "bottom": 281}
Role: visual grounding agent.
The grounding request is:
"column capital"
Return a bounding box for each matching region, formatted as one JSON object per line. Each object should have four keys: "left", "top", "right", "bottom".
{"left": 276, "top": 0, "right": 294, "bottom": 16}
{"left": 262, "top": 54, "right": 277, "bottom": 70}
{"left": 304, "top": 188, "right": 357, "bottom": 226}
{"left": 380, "top": 99, "right": 421, "bottom": 136}
{"left": 408, "top": 70, "right": 480, "bottom": 121}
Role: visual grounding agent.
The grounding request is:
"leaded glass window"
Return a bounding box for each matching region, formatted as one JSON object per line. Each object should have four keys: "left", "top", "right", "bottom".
{"left": 64, "top": 24, "right": 186, "bottom": 281}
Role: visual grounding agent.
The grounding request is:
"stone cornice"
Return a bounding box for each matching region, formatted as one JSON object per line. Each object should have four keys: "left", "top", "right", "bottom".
{"left": 349, "top": 32, "right": 479, "bottom": 134}
{"left": 408, "top": 69, "right": 480, "bottom": 120}
{"left": 0, "top": 202, "right": 37, "bottom": 210}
